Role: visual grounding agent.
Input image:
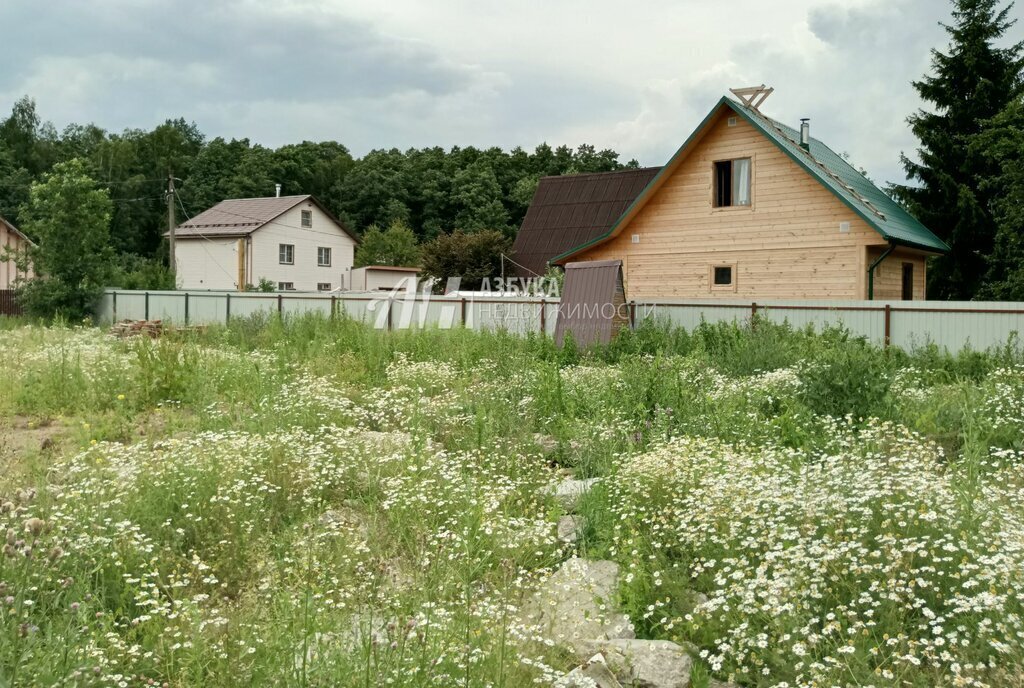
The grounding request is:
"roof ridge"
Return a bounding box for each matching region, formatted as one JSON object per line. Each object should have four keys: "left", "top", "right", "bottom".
{"left": 539, "top": 166, "right": 661, "bottom": 181}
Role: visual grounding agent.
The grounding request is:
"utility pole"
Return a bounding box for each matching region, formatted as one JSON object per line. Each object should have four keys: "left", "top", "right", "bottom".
{"left": 167, "top": 173, "right": 177, "bottom": 284}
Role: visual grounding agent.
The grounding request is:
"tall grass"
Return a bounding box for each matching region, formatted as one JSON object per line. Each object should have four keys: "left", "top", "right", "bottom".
{"left": 1, "top": 314, "right": 1022, "bottom": 686}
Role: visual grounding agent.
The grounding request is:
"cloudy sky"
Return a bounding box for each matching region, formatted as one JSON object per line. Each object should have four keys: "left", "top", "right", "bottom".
{"left": 0, "top": 0, "right": 998, "bottom": 185}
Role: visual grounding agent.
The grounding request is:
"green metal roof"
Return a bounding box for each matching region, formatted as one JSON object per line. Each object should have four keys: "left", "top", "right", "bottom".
{"left": 552, "top": 96, "right": 948, "bottom": 263}
{"left": 727, "top": 98, "right": 948, "bottom": 253}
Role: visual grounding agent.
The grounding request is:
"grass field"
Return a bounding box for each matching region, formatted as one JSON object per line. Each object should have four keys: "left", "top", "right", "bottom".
{"left": 1, "top": 315, "right": 1023, "bottom": 687}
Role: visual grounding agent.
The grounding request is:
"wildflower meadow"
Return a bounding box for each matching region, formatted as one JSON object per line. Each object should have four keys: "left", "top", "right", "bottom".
{"left": 1, "top": 315, "right": 1023, "bottom": 687}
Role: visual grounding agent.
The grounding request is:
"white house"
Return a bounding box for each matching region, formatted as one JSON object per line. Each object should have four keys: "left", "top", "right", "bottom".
{"left": 1, "top": 216, "right": 34, "bottom": 289}
{"left": 171, "top": 195, "right": 356, "bottom": 291}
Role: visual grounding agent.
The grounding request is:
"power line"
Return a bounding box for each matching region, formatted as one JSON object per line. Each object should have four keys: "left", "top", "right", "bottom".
{"left": 174, "top": 193, "right": 241, "bottom": 284}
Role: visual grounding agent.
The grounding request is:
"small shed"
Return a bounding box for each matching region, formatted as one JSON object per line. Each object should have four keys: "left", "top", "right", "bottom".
{"left": 555, "top": 259, "right": 628, "bottom": 347}
{"left": 348, "top": 266, "right": 422, "bottom": 292}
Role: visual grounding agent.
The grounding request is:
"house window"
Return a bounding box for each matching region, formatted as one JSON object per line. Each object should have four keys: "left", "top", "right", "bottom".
{"left": 902, "top": 263, "right": 914, "bottom": 301}
{"left": 710, "top": 264, "right": 736, "bottom": 291}
{"left": 301, "top": 210, "right": 312, "bottom": 228}
{"left": 317, "top": 247, "right": 331, "bottom": 267}
{"left": 279, "top": 244, "right": 294, "bottom": 265}
{"left": 713, "top": 158, "right": 752, "bottom": 208}
{"left": 278, "top": 281, "right": 295, "bottom": 291}
{"left": 317, "top": 282, "right": 332, "bottom": 292}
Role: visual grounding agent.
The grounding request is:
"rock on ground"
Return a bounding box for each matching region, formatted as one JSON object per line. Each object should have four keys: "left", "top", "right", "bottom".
{"left": 557, "top": 515, "right": 588, "bottom": 544}
{"left": 522, "top": 558, "right": 634, "bottom": 651}
{"left": 544, "top": 478, "right": 599, "bottom": 512}
{"left": 575, "top": 639, "right": 693, "bottom": 688}
{"left": 559, "top": 653, "right": 623, "bottom": 688}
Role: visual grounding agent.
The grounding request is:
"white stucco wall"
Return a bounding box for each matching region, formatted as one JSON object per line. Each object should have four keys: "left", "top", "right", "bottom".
{"left": 175, "top": 238, "right": 241, "bottom": 290}
{"left": 249, "top": 201, "right": 355, "bottom": 291}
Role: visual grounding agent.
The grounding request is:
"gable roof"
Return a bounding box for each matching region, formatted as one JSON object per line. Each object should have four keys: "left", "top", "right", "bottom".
{"left": 171, "top": 195, "right": 356, "bottom": 241}
{"left": 510, "top": 167, "right": 660, "bottom": 277}
{"left": 0, "top": 216, "right": 34, "bottom": 246}
{"left": 552, "top": 96, "right": 948, "bottom": 264}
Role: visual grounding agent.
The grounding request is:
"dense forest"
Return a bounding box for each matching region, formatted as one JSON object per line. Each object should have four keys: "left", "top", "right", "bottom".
{"left": 0, "top": 95, "right": 635, "bottom": 264}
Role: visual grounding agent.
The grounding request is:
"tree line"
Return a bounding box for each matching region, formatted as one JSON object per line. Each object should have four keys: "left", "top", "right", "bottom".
{"left": 0, "top": 101, "right": 633, "bottom": 260}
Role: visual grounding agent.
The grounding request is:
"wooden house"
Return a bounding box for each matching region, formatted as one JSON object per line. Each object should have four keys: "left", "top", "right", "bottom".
{"left": 513, "top": 90, "right": 948, "bottom": 300}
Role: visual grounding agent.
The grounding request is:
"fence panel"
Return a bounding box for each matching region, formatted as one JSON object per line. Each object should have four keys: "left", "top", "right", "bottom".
{"left": 0, "top": 290, "right": 22, "bottom": 316}
{"left": 95, "top": 291, "right": 1024, "bottom": 353}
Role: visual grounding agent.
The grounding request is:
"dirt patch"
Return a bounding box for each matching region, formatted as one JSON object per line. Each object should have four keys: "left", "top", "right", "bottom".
{"left": 0, "top": 416, "right": 70, "bottom": 489}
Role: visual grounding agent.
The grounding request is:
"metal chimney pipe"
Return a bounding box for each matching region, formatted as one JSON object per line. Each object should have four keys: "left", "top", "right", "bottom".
{"left": 275, "top": 183, "right": 282, "bottom": 198}
{"left": 799, "top": 119, "right": 810, "bottom": 151}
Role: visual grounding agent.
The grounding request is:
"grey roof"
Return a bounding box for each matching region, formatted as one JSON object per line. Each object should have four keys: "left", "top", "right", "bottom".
{"left": 172, "top": 195, "right": 355, "bottom": 240}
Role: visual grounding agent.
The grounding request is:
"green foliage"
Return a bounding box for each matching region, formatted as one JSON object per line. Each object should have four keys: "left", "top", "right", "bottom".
{"left": 354, "top": 219, "right": 422, "bottom": 267}
{"left": 893, "top": 0, "right": 1024, "bottom": 299}
{"left": 420, "top": 230, "right": 510, "bottom": 291}
{"left": 16, "top": 159, "right": 114, "bottom": 320}
{"left": 975, "top": 95, "right": 1024, "bottom": 299}
{"left": 109, "top": 253, "right": 176, "bottom": 290}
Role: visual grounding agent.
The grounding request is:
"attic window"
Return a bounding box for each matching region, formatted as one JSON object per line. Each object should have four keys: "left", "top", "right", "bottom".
{"left": 713, "top": 158, "right": 751, "bottom": 208}
{"left": 301, "top": 210, "right": 312, "bottom": 228}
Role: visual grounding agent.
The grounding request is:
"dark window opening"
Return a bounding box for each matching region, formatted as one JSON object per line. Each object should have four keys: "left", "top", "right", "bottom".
{"left": 713, "top": 158, "right": 752, "bottom": 208}
{"left": 714, "top": 160, "right": 732, "bottom": 207}
{"left": 301, "top": 210, "right": 312, "bottom": 228}
{"left": 714, "top": 266, "right": 733, "bottom": 286}
{"left": 902, "top": 263, "right": 914, "bottom": 301}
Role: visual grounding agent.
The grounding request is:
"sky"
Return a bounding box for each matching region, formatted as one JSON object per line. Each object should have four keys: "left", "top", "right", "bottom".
{"left": 0, "top": 0, "right": 1013, "bottom": 187}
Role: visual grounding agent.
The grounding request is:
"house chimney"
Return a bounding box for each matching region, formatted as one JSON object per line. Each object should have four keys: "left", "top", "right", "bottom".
{"left": 274, "top": 183, "right": 282, "bottom": 198}
{"left": 799, "top": 119, "right": 810, "bottom": 151}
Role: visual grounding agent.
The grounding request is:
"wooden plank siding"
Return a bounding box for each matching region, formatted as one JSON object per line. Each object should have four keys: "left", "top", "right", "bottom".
{"left": 867, "top": 246, "right": 927, "bottom": 300}
{"left": 576, "top": 110, "right": 903, "bottom": 300}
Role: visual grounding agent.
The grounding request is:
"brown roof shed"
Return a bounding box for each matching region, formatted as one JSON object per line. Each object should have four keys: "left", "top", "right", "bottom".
{"left": 511, "top": 167, "right": 659, "bottom": 278}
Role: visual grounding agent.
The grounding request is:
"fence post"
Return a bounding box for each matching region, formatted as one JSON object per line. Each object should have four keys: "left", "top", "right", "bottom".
{"left": 751, "top": 302, "right": 758, "bottom": 329}
{"left": 629, "top": 301, "right": 637, "bottom": 330}
{"left": 461, "top": 298, "right": 467, "bottom": 328}
{"left": 144, "top": 292, "right": 150, "bottom": 320}
{"left": 331, "top": 295, "right": 337, "bottom": 320}
{"left": 184, "top": 292, "right": 190, "bottom": 326}
{"left": 387, "top": 296, "right": 393, "bottom": 331}
{"left": 225, "top": 293, "right": 231, "bottom": 325}
{"left": 112, "top": 291, "right": 118, "bottom": 322}
{"left": 277, "top": 293, "right": 283, "bottom": 317}
{"left": 883, "top": 304, "right": 891, "bottom": 348}
{"left": 540, "top": 298, "right": 546, "bottom": 334}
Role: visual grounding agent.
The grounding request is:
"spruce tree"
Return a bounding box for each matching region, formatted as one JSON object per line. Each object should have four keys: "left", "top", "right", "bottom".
{"left": 894, "top": 0, "right": 1023, "bottom": 299}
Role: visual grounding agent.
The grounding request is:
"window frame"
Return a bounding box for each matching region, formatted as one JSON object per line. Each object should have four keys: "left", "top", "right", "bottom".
{"left": 711, "top": 156, "right": 754, "bottom": 210}
{"left": 317, "top": 282, "right": 332, "bottom": 292}
{"left": 317, "top": 246, "right": 332, "bottom": 267}
{"left": 277, "top": 281, "right": 295, "bottom": 291}
{"left": 709, "top": 263, "right": 737, "bottom": 292}
{"left": 301, "top": 209, "right": 313, "bottom": 228}
{"left": 279, "top": 243, "right": 295, "bottom": 265}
